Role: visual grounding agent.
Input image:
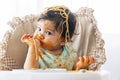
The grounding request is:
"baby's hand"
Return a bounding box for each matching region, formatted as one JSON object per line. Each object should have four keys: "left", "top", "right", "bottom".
{"left": 76, "top": 56, "right": 95, "bottom": 70}
{"left": 21, "top": 34, "right": 33, "bottom": 45}
{"left": 21, "top": 34, "right": 40, "bottom": 47}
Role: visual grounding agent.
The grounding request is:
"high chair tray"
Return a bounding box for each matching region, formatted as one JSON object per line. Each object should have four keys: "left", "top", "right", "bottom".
{"left": 0, "top": 69, "right": 109, "bottom": 80}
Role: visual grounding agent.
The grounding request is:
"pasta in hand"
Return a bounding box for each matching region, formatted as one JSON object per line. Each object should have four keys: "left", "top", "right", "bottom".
{"left": 76, "top": 56, "right": 95, "bottom": 70}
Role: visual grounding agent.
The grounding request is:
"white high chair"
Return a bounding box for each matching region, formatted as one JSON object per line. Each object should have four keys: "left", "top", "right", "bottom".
{"left": 0, "top": 7, "right": 106, "bottom": 70}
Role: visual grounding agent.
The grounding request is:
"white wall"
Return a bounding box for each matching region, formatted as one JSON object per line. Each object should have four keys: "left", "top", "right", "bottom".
{"left": 101, "top": 33, "right": 120, "bottom": 80}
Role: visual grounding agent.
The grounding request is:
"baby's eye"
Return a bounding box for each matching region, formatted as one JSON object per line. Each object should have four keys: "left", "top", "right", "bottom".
{"left": 46, "top": 31, "right": 52, "bottom": 35}
{"left": 38, "top": 27, "right": 41, "bottom": 31}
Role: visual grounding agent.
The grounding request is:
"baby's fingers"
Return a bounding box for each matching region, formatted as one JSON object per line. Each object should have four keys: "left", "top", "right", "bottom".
{"left": 21, "top": 34, "right": 33, "bottom": 42}
{"left": 88, "top": 56, "right": 95, "bottom": 64}
{"left": 77, "top": 56, "right": 89, "bottom": 69}
{"left": 83, "top": 56, "right": 89, "bottom": 64}
{"left": 79, "top": 56, "right": 89, "bottom": 64}
{"left": 79, "top": 57, "right": 84, "bottom": 62}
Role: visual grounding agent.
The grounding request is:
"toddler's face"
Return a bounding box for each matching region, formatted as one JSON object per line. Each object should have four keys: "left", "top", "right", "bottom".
{"left": 34, "top": 20, "right": 64, "bottom": 50}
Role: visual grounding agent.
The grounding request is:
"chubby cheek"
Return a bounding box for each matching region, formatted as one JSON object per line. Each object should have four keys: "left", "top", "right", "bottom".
{"left": 41, "top": 38, "right": 60, "bottom": 49}
{"left": 44, "top": 41, "right": 54, "bottom": 48}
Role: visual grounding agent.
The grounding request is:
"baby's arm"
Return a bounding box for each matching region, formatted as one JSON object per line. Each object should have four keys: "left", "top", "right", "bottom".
{"left": 73, "top": 56, "right": 95, "bottom": 70}
{"left": 21, "top": 34, "right": 40, "bottom": 69}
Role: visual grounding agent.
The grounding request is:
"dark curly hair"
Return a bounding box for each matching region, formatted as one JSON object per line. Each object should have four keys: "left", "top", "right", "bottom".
{"left": 37, "top": 6, "right": 76, "bottom": 41}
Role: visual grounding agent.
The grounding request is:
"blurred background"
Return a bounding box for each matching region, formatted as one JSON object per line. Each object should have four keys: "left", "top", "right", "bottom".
{"left": 0, "top": 0, "right": 120, "bottom": 80}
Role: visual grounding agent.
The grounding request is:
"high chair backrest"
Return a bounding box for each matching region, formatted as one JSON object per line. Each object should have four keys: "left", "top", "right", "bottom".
{"left": 0, "top": 14, "right": 37, "bottom": 70}
{"left": 0, "top": 7, "right": 106, "bottom": 70}
{"left": 72, "top": 7, "right": 106, "bottom": 70}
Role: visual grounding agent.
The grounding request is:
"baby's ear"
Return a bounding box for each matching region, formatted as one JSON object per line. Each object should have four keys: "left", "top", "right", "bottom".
{"left": 60, "top": 39, "right": 66, "bottom": 46}
{"left": 60, "top": 41, "right": 65, "bottom": 46}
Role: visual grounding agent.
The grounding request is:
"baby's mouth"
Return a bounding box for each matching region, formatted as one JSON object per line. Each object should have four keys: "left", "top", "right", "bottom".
{"left": 34, "top": 34, "right": 44, "bottom": 41}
